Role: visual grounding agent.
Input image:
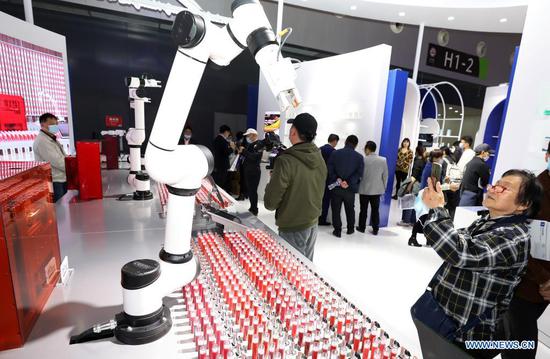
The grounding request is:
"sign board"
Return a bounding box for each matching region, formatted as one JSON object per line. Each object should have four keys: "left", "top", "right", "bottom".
{"left": 426, "top": 43, "right": 488, "bottom": 79}
{"left": 0, "top": 94, "right": 26, "bottom": 130}
{"left": 105, "top": 115, "right": 123, "bottom": 128}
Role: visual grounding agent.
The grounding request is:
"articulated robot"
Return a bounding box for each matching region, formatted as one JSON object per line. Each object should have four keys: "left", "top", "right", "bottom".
{"left": 125, "top": 75, "right": 161, "bottom": 201}
{"left": 71, "top": 0, "right": 300, "bottom": 345}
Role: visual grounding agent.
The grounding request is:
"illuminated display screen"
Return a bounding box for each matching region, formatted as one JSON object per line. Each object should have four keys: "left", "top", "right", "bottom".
{"left": 0, "top": 33, "right": 68, "bottom": 121}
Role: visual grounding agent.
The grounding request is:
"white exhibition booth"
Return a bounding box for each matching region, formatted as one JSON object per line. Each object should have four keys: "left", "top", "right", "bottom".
{"left": 256, "top": 44, "right": 393, "bottom": 200}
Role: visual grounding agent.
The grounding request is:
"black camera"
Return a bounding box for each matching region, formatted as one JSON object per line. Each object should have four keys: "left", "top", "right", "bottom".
{"left": 263, "top": 132, "right": 286, "bottom": 170}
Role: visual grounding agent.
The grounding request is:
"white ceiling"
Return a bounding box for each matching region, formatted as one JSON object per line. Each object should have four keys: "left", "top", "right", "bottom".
{"left": 284, "top": 0, "right": 528, "bottom": 33}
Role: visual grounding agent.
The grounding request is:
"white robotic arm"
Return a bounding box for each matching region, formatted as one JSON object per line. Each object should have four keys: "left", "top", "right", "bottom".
{"left": 125, "top": 75, "right": 161, "bottom": 200}
{"left": 72, "top": 0, "right": 300, "bottom": 346}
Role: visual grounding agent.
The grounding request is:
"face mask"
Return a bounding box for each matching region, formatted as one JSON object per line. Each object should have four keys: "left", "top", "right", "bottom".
{"left": 459, "top": 143, "right": 464, "bottom": 149}
{"left": 483, "top": 155, "right": 490, "bottom": 162}
{"left": 48, "top": 125, "right": 59, "bottom": 134}
{"left": 184, "top": 135, "right": 192, "bottom": 140}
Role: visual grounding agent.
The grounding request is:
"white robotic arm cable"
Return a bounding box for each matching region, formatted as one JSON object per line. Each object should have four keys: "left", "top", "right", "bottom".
{"left": 125, "top": 75, "right": 162, "bottom": 201}
{"left": 70, "top": 0, "right": 300, "bottom": 346}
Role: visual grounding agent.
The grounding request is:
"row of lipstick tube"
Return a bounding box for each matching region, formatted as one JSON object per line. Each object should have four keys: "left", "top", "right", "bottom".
{"left": 179, "top": 230, "right": 415, "bottom": 359}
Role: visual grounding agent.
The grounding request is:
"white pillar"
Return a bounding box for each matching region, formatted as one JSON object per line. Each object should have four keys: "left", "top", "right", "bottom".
{"left": 412, "top": 23, "right": 424, "bottom": 83}
{"left": 493, "top": 0, "right": 550, "bottom": 180}
{"left": 23, "top": 0, "right": 34, "bottom": 24}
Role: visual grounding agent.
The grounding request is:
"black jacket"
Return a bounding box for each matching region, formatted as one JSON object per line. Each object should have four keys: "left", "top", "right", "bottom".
{"left": 213, "top": 135, "right": 232, "bottom": 171}
{"left": 327, "top": 145, "right": 364, "bottom": 193}
{"left": 243, "top": 141, "right": 262, "bottom": 173}
{"left": 461, "top": 156, "right": 490, "bottom": 194}
{"left": 411, "top": 156, "right": 427, "bottom": 181}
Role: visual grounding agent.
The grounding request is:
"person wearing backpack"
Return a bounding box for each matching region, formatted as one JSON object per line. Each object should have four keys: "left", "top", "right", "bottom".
{"left": 412, "top": 170, "right": 543, "bottom": 359}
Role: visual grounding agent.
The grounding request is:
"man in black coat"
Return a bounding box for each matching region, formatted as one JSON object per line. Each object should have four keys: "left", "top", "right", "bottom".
{"left": 241, "top": 128, "right": 263, "bottom": 215}
{"left": 212, "top": 124, "right": 235, "bottom": 191}
{"left": 327, "top": 135, "right": 364, "bottom": 237}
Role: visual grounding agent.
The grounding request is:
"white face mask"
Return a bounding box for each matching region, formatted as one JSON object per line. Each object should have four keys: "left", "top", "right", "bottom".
{"left": 184, "top": 135, "right": 191, "bottom": 140}
{"left": 459, "top": 143, "right": 465, "bottom": 149}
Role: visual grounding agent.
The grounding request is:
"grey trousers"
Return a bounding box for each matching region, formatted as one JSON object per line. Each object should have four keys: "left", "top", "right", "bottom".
{"left": 279, "top": 225, "right": 318, "bottom": 261}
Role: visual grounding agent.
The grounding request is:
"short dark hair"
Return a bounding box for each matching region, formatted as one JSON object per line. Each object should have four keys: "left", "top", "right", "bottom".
{"left": 295, "top": 128, "right": 315, "bottom": 143}
{"left": 452, "top": 140, "right": 461, "bottom": 147}
{"left": 345, "top": 135, "right": 359, "bottom": 147}
{"left": 328, "top": 134, "right": 339, "bottom": 143}
{"left": 400, "top": 138, "right": 410, "bottom": 148}
{"left": 429, "top": 149, "right": 443, "bottom": 163}
{"left": 39, "top": 113, "right": 57, "bottom": 124}
{"left": 440, "top": 146, "right": 452, "bottom": 157}
{"left": 184, "top": 125, "right": 192, "bottom": 132}
{"left": 365, "top": 141, "right": 377, "bottom": 153}
{"left": 219, "top": 125, "right": 230, "bottom": 133}
{"left": 460, "top": 136, "right": 473, "bottom": 147}
{"left": 502, "top": 169, "right": 544, "bottom": 218}
{"left": 415, "top": 145, "right": 425, "bottom": 158}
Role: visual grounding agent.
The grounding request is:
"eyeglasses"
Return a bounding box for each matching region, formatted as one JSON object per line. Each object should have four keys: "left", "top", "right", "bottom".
{"left": 487, "top": 182, "right": 514, "bottom": 194}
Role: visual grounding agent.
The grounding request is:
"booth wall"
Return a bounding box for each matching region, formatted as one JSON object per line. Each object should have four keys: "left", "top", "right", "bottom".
{"left": 493, "top": 0, "right": 550, "bottom": 180}
{"left": 256, "top": 45, "right": 392, "bottom": 202}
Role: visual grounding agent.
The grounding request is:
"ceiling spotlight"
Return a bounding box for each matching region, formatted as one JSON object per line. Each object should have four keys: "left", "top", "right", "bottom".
{"left": 454, "top": 110, "right": 459, "bottom": 113}
{"left": 449, "top": 106, "right": 453, "bottom": 110}
{"left": 350, "top": 5, "right": 357, "bottom": 10}
{"left": 448, "top": 16, "right": 455, "bottom": 21}
{"left": 500, "top": 18, "right": 508, "bottom": 23}
{"left": 398, "top": 11, "right": 406, "bottom": 17}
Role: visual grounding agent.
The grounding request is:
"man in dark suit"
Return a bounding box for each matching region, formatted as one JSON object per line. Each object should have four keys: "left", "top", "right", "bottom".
{"left": 212, "top": 125, "right": 235, "bottom": 191}
{"left": 328, "top": 135, "right": 364, "bottom": 237}
{"left": 318, "top": 134, "right": 339, "bottom": 225}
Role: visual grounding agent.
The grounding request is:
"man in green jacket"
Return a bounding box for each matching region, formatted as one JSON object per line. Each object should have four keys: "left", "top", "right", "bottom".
{"left": 264, "top": 113, "right": 327, "bottom": 261}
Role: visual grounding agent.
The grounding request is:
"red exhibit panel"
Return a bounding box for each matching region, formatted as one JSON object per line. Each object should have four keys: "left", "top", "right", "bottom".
{"left": 0, "top": 162, "right": 61, "bottom": 350}
{"left": 101, "top": 135, "right": 119, "bottom": 170}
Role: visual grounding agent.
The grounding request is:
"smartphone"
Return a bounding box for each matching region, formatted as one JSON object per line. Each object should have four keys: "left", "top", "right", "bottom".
{"left": 431, "top": 163, "right": 442, "bottom": 185}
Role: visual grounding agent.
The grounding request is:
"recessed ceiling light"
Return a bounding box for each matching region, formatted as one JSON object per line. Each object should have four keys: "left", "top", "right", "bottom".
{"left": 350, "top": 5, "right": 357, "bottom": 10}
{"left": 398, "top": 12, "right": 405, "bottom": 17}
{"left": 448, "top": 16, "right": 455, "bottom": 21}
{"left": 449, "top": 106, "right": 453, "bottom": 110}
{"left": 500, "top": 18, "right": 508, "bottom": 23}
{"left": 454, "top": 110, "right": 459, "bottom": 113}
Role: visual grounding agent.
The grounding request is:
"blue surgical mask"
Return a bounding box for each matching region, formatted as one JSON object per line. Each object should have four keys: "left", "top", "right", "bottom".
{"left": 48, "top": 125, "right": 59, "bottom": 134}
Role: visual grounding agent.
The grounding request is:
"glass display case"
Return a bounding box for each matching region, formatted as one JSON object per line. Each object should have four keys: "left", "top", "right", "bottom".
{"left": 0, "top": 161, "right": 61, "bottom": 350}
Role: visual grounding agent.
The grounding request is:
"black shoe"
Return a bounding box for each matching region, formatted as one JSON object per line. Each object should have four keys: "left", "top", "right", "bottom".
{"left": 355, "top": 226, "right": 365, "bottom": 233}
{"left": 332, "top": 230, "right": 341, "bottom": 238}
{"left": 346, "top": 228, "right": 355, "bottom": 235}
{"left": 318, "top": 220, "right": 332, "bottom": 226}
{"left": 408, "top": 237, "right": 422, "bottom": 247}
{"left": 371, "top": 228, "right": 379, "bottom": 235}
{"left": 249, "top": 208, "right": 258, "bottom": 216}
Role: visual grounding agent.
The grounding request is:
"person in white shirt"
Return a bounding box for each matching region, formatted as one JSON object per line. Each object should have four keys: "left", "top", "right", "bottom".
{"left": 33, "top": 113, "right": 67, "bottom": 202}
{"left": 456, "top": 135, "right": 475, "bottom": 174}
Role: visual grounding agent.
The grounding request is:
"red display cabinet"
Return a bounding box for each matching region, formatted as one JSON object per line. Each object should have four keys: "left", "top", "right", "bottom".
{"left": 0, "top": 162, "right": 61, "bottom": 350}
{"left": 76, "top": 141, "right": 103, "bottom": 200}
{"left": 101, "top": 135, "right": 119, "bottom": 170}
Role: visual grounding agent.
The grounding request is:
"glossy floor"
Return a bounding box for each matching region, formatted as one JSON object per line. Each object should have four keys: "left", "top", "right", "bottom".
{"left": 1, "top": 170, "right": 549, "bottom": 359}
